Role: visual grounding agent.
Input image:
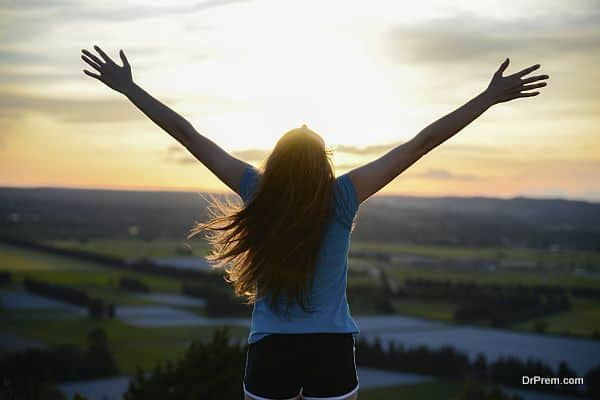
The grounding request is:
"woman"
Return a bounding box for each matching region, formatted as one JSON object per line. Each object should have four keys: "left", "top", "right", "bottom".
{"left": 81, "top": 46, "right": 548, "bottom": 400}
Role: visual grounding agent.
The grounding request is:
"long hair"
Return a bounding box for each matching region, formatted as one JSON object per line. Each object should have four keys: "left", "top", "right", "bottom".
{"left": 188, "top": 125, "right": 335, "bottom": 314}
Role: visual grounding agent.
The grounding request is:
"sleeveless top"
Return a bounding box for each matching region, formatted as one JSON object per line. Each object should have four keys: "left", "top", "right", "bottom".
{"left": 238, "top": 165, "right": 360, "bottom": 344}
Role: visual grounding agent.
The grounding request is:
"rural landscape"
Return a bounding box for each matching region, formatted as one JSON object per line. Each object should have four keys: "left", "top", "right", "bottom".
{"left": 1, "top": 187, "right": 599, "bottom": 399}
{"left": 2, "top": 1, "right": 600, "bottom": 398}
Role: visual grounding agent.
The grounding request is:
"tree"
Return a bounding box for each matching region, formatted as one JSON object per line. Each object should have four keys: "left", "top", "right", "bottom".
{"left": 454, "top": 380, "right": 523, "bottom": 400}
{"left": 80, "top": 328, "right": 119, "bottom": 379}
{"left": 124, "top": 327, "right": 247, "bottom": 400}
{"left": 586, "top": 365, "right": 600, "bottom": 399}
{"left": 533, "top": 320, "right": 547, "bottom": 333}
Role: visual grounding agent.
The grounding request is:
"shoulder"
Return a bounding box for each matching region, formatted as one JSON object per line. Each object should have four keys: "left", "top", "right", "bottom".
{"left": 333, "top": 173, "right": 360, "bottom": 228}
{"left": 239, "top": 165, "right": 261, "bottom": 205}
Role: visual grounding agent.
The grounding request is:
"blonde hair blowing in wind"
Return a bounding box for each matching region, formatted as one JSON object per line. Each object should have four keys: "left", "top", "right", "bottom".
{"left": 188, "top": 125, "right": 335, "bottom": 314}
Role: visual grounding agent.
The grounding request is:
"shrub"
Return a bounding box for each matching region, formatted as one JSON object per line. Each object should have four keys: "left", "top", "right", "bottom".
{"left": 533, "top": 320, "right": 547, "bottom": 333}
{"left": 23, "top": 278, "right": 115, "bottom": 319}
{"left": 119, "top": 276, "right": 150, "bottom": 293}
{"left": 0, "top": 328, "right": 118, "bottom": 399}
{"left": 0, "top": 270, "right": 11, "bottom": 285}
{"left": 586, "top": 365, "right": 600, "bottom": 399}
{"left": 453, "top": 380, "right": 523, "bottom": 400}
{"left": 182, "top": 282, "right": 250, "bottom": 317}
{"left": 124, "top": 327, "right": 246, "bottom": 400}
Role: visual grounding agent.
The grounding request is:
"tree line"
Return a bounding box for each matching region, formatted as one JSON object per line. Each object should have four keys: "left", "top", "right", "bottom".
{"left": 182, "top": 282, "right": 251, "bottom": 316}
{"left": 396, "top": 278, "right": 573, "bottom": 327}
{"left": 355, "top": 335, "right": 599, "bottom": 397}
{"left": 24, "top": 278, "right": 115, "bottom": 319}
{"left": 0, "top": 328, "right": 119, "bottom": 400}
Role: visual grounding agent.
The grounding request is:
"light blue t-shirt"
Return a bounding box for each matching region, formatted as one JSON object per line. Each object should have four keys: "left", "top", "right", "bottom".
{"left": 238, "top": 165, "right": 361, "bottom": 344}
{"left": 240, "top": 166, "right": 360, "bottom": 343}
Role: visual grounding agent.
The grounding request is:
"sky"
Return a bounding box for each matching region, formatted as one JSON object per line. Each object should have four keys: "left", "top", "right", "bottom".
{"left": 1, "top": 0, "right": 599, "bottom": 201}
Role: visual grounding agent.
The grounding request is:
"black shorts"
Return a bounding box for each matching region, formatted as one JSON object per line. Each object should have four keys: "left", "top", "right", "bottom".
{"left": 243, "top": 333, "right": 359, "bottom": 399}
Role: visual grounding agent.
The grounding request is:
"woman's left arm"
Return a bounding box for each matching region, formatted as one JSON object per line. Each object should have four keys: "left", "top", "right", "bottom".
{"left": 347, "top": 58, "right": 549, "bottom": 203}
{"left": 81, "top": 45, "right": 251, "bottom": 194}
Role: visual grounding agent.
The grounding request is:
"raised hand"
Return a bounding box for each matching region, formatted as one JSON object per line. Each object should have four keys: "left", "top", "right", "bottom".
{"left": 81, "top": 45, "right": 133, "bottom": 94}
{"left": 485, "top": 58, "right": 549, "bottom": 104}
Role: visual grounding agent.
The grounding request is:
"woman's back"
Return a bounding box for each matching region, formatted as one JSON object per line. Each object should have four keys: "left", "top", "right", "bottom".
{"left": 80, "top": 45, "right": 548, "bottom": 399}
{"left": 238, "top": 165, "right": 361, "bottom": 345}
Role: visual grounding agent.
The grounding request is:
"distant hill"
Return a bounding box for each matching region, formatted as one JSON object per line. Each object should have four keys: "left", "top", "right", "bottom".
{"left": 361, "top": 195, "right": 600, "bottom": 250}
{"left": 1, "top": 187, "right": 599, "bottom": 250}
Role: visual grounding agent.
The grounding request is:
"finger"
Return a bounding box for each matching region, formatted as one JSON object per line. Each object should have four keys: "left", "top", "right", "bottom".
{"left": 83, "top": 69, "right": 102, "bottom": 80}
{"left": 119, "top": 49, "right": 130, "bottom": 69}
{"left": 82, "top": 49, "right": 104, "bottom": 66}
{"left": 501, "top": 90, "right": 541, "bottom": 102}
{"left": 515, "top": 91, "right": 540, "bottom": 98}
{"left": 521, "top": 74, "right": 549, "bottom": 84}
{"left": 510, "top": 63, "right": 540, "bottom": 78}
{"left": 94, "top": 45, "right": 113, "bottom": 64}
{"left": 520, "top": 82, "right": 547, "bottom": 91}
{"left": 81, "top": 55, "right": 102, "bottom": 72}
{"left": 495, "top": 57, "right": 510, "bottom": 76}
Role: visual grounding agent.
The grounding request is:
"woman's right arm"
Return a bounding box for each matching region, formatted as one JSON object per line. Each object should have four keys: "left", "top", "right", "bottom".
{"left": 347, "top": 58, "right": 549, "bottom": 203}
{"left": 81, "top": 45, "right": 251, "bottom": 194}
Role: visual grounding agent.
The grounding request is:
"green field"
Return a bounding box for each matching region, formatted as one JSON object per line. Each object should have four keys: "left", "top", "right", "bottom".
{"left": 42, "top": 238, "right": 600, "bottom": 271}
{"left": 360, "top": 380, "right": 463, "bottom": 400}
{"left": 45, "top": 238, "right": 210, "bottom": 259}
{"left": 0, "top": 241, "right": 243, "bottom": 374}
{"left": 1, "top": 238, "right": 599, "bottom": 399}
{"left": 511, "top": 297, "right": 600, "bottom": 337}
{"left": 28, "top": 237, "right": 600, "bottom": 291}
{"left": 384, "top": 264, "right": 600, "bottom": 289}
{"left": 391, "top": 299, "right": 458, "bottom": 322}
{"left": 2, "top": 237, "right": 599, "bottom": 346}
{"left": 352, "top": 241, "right": 600, "bottom": 270}
{"left": 3, "top": 312, "right": 248, "bottom": 374}
{"left": 0, "top": 242, "right": 183, "bottom": 293}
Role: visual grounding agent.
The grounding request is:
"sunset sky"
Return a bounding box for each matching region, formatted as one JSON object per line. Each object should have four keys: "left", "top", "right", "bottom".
{"left": 1, "top": 0, "right": 599, "bottom": 201}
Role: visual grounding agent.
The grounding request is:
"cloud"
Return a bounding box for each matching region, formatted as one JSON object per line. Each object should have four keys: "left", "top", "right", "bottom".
{"left": 0, "top": 71, "right": 74, "bottom": 84}
{"left": 165, "top": 145, "right": 269, "bottom": 165}
{"left": 0, "top": 0, "right": 250, "bottom": 48}
{"left": 0, "top": 0, "right": 251, "bottom": 21}
{"left": 333, "top": 143, "right": 399, "bottom": 155}
{"left": 164, "top": 145, "right": 197, "bottom": 164}
{"left": 81, "top": 0, "right": 248, "bottom": 21}
{"left": 162, "top": 140, "right": 508, "bottom": 170}
{"left": 231, "top": 148, "right": 269, "bottom": 162}
{"left": 334, "top": 142, "right": 507, "bottom": 158}
{"left": 0, "top": 50, "right": 50, "bottom": 64}
{"left": 167, "top": 145, "right": 183, "bottom": 154}
{"left": 166, "top": 142, "right": 484, "bottom": 167}
{"left": 384, "top": 7, "right": 600, "bottom": 65}
{"left": 0, "top": 92, "right": 140, "bottom": 123}
{"left": 0, "top": 91, "right": 240, "bottom": 124}
{"left": 406, "top": 168, "right": 482, "bottom": 181}
{"left": 163, "top": 147, "right": 484, "bottom": 182}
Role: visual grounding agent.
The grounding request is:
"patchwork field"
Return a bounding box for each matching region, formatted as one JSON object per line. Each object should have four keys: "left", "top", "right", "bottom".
{"left": 1, "top": 238, "right": 599, "bottom": 399}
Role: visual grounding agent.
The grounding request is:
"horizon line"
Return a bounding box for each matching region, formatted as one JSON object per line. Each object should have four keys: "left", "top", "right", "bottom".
{"left": 1, "top": 183, "right": 598, "bottom": 204}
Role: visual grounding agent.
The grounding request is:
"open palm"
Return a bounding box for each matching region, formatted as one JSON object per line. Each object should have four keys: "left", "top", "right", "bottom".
{"left": 486, "top": 58, "right": 549, "bottom": 104}
{"left": 81, "top": 45, "right": 133, "bottom": 94}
